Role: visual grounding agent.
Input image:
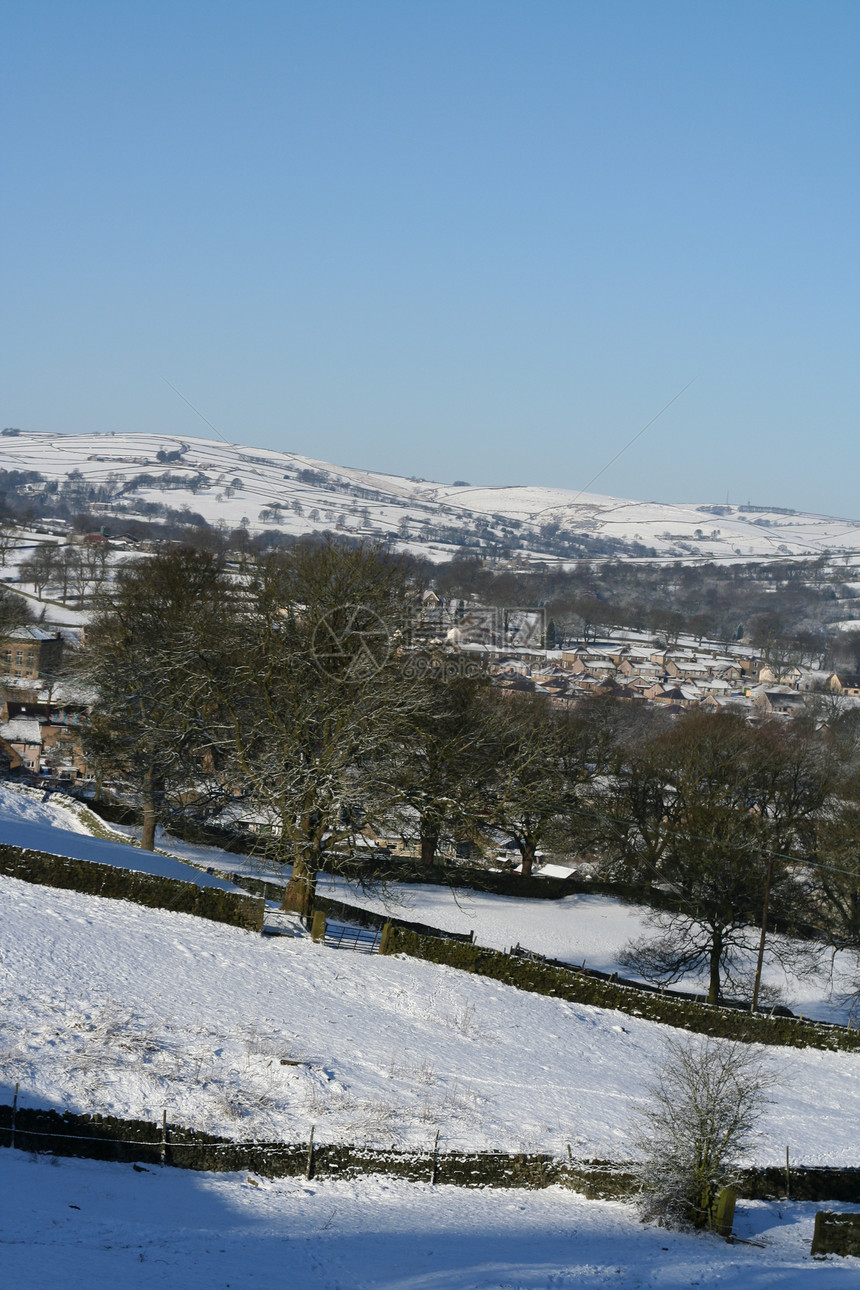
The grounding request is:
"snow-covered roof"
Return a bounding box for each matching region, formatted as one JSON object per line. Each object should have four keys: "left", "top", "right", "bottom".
{"left": 0, "top": 626, "right": 64, "bottom": 643}
{"left": 0, "top": 718, "right": 42, "bottom": 744}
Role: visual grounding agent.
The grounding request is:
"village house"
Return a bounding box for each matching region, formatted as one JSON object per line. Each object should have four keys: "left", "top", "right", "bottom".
{"left": 0, "top": 627, "right": 64, "bottom": 681}
{"left": 752, "top": 689, "right": 809, "bottom": 717}
{"left": 828, "top": 673, "right": 860, "bottom": 697}
{"left": 0, "top": 691, "right": 91, "bottom": 781}
{"left": 0, "top": 716, "right": 42, "bottom": 772}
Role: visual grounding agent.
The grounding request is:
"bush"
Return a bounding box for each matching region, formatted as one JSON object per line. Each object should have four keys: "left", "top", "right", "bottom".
{"left": 632, "top": 1035, "right": 772, "bottom": 1229}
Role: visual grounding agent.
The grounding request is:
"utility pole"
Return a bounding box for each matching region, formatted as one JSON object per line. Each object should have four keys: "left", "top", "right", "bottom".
{"left": 750, "top": 857, "right": 775, "bottom": 1013}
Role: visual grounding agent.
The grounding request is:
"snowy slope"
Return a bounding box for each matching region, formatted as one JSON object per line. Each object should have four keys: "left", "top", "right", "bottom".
{"left": 3, "top": 873, "right": 860, "bottom": 1166}
{"left": 114, "top": 824, "right": 860, "bottom": 1024}
{"left": 318, "top": 879, "right": 859, "bottom": 1026}
{"left": 0, "top": 784, "right": 244, "bottom": 891}
{"left": 5, "top": 429, "right": 860, "bottom": 562}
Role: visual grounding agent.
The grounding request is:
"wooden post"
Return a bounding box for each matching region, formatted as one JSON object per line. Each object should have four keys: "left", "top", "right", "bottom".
{"left": 431, "top": 1129, "right": 440, "bottom": 1186}
{"left": 711, "top": 1186, "right": 736, "bottom": 1239}
{"left": 10, "top": 1081, "right": 18, "bottom": 1150}
{"left": 161, "top": 1109, "right": 167, "bottom": 1166}
{"left": 306, "top": 1125, "right": 315, "bottom": 1180}
{"left": 310, "top": 911, "right": 326, "bottom": 943}
{"left": 785, "top": 1145, "right": 791, "bottom": 1199}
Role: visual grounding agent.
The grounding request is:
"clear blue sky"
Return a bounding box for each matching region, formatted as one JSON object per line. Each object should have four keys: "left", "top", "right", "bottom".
{"left": 2, "top": 2, "right": 858, "bottom": 516}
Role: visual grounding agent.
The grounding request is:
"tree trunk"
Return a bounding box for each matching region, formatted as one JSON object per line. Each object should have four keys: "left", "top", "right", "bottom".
{"left": 420, "top": 828, "right": 439, "bottom": 867}
{"left": 520, "top": 838, "right": 536, "bottom": 880}
{"left": 141, "top": 798, "right": 158, "bottom": 851}
{"left": 708, "top": 926, "right": 723, "bottom": 1004}
{"left": 281, "top": 855, "right": 317, "bottom": 920}
{"left": 140, "top": 767, "right": 161, "bottom": 851}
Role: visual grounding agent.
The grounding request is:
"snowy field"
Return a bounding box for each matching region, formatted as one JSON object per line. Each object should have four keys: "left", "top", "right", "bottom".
{"left": 131, "top": 815, "right": 859, "bottom": 1027}
{"left": 3, "top": 872, "right": 860, "bottom": 1166}
{"left": 1, "top": 1152, "right": 857, "bottom": 1289}
{"left": 320, "top": 878, "right": 860, "bottom": 1027}
{"left": 103, "top": 812, "right": 860, "bottom": 1025}
{"left": 3, "top": 794, "right": 860, "bottom": 1284}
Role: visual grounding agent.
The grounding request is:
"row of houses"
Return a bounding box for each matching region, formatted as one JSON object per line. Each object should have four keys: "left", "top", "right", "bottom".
{"left": 490, "top": 639, "right": 860, "bottom": 719}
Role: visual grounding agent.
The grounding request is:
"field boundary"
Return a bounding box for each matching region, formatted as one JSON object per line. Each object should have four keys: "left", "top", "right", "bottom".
{"left": 2, "top": 1102, "right": 858, "bottom": 1200}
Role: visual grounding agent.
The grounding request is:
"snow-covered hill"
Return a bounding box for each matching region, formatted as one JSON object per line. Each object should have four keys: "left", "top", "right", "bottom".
{"left": 4, "top": 786, "right": 860, "bottom": 1285}
{"left": 5, "top": 430, "right": 860, "bottom": 564}
{"left": 2, "top": 784, "right": 859, "bottom": 1164}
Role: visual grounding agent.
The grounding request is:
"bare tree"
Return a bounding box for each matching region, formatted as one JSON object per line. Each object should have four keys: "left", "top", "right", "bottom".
{"left": 19, "top": 545, "right": 60, "bottom": 600}
{"left": 633, "top": 1034, "right": 772, "bottom": 1229}
{"left": 0, "top": 585, "right": 34, "bottom": 635}
{"left": 598, "top": 711, "right": 830, "bottom": 1002}
{"left": 82, "top": 548, "right": 234, "bottom": 849}
{"left": 77, "top": 540, "right": 110, "bottom": 600}
{"left": 390, "top": 660, "right": 494, "bottom": 865}
{"left": 56, "top": 546, "right": 83, "bottom": 605}
{"left": 203, "top": 539, "right": 418, "bottom": 915}
{"left": 482, "top": 693, "right": 586, "bottom": 878}
{"left": 0, "top": 528, "right": 19, "bottom": 568}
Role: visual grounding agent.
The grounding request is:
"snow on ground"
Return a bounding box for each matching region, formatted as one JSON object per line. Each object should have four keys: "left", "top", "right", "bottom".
{"left": 0, "top": 783, "right": 96, "bottom": 836}
{"left": 112, "top": 818, "right": 860, "bottom": 1025}
{"left": 0, "top": 785, "right": 244, "bottom": 892}
{"left": 1, "top": 1151, "right": 857, "bottom": 1290}
{"left": 3, "top": 874, "right": 860, "bottom": 1166}
{"left": 319, "top": 879, "right": 860, "bottom": 1026}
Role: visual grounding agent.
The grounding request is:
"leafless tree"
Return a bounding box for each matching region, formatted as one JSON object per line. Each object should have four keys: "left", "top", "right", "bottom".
{"left": 0, "top": 528, "right": 19, "bottom": 568}
{"left": 19, "top": 544, "right": 61, "bottom": 600}
{"left": 202, "top": 539, "right": 419, "bottom": 915}
{"left": 633, "top": 1034, "right": 772, "bottom": 1229}
{"left": 82, "top": 548, "right": 234, "bottom": 849}
{"left": 599, "top": 711, "right": 831, "bottom": 1002}
{"left": 481, "top": 693, "right": 588, "bottom": 878}
{"left": 390, "top": 659, "right": 495, "bottom": 865}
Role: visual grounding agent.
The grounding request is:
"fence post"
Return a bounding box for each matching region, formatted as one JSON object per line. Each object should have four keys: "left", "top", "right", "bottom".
{"left": 161, "top": 1109, "right": 168, "bottom": 1166}
{"left": 431, "top": 1129, "right": 440, "bottom": 1185}
{"left": 306, "top": 1125, "right": 315, "bottom": 1180}
{"left": 10, "top": 1081, "right": 18, "bottom": 1150}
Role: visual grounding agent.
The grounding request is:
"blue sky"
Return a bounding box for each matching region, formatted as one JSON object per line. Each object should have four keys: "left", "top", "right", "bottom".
{"left": 2, "top": 2, "right": 858, "bottom": 516}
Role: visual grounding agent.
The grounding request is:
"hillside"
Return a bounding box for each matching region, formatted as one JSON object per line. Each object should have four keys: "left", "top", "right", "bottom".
{"left": 4, "top": 430, "right": 860, "bottom": 564}
{"left": 3, "top": 786, "right": 860, "bottom": 1284}
{"left": 2, "top": 787, "right": 859, "bottom": 1164}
